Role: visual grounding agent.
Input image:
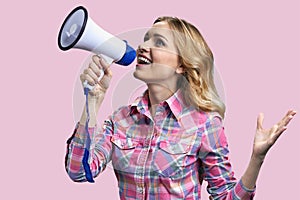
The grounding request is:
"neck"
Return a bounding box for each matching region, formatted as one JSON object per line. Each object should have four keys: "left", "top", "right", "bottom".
{"left": 147, "top": 83, "right": 177, "bottom": 116}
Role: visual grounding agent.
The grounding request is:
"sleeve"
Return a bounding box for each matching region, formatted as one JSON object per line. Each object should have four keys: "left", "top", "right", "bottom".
{"left": 65, "top": 118, "right": 114, "bottom": 182}
{"left": 198, "top": 115, "right": 255, "bottom": 200}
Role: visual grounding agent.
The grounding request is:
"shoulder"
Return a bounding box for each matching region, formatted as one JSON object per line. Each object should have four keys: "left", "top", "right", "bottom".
{"left": 182, "top": 108, "right": 223, "bottom": 127}
{"left": 110, "top": 105, "right": 132, "bottom": 121}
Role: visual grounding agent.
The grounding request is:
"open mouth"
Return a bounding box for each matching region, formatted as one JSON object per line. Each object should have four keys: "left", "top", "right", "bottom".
{"left": 137, "top": 55, "right": 152, "bottom": 65}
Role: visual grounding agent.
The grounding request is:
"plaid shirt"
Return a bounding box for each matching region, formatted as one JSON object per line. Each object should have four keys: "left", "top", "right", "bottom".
{"left": 65, "top": 89, "right": 255, "bottom": 200}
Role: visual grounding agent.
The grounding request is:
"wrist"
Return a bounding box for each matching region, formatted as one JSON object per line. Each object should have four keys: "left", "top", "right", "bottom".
{"left": 250, "top": 153, "right": 265, "bottom": 165}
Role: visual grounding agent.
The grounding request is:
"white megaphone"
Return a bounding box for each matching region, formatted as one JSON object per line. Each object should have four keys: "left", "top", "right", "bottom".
{"left": 58, "top": 6, "right": 136, "bottom": 91}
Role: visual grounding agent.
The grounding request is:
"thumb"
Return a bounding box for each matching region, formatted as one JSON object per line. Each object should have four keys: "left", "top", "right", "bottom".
{"left": 257, "top": 112, "right": 264, "bottom": 130}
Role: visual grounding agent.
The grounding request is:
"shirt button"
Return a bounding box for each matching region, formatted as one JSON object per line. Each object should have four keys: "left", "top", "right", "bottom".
{"left": 137, "top": 187, "right": 143, "bottom": 193}
{"left": 144, "top": 139, "right": 150, "bottom": 146}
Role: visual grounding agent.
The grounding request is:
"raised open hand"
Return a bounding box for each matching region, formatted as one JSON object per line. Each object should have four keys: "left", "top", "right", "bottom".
{"left": 253, "top": 110, "right": 296, "bottom": 160}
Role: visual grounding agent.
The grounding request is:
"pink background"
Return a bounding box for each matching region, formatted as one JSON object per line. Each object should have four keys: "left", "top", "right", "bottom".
{"left": 1, "top": 0, "right": 299, "bottom": 199}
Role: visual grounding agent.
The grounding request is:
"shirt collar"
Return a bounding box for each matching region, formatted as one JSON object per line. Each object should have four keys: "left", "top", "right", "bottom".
{"left": 129, "top": 89, "right": 188, "bottom": 120}
{"left": 129, "top": 90, "right": 149, "bottom": 116}
{"left": 165, "top": 89, "right": 187, "bottom": 120}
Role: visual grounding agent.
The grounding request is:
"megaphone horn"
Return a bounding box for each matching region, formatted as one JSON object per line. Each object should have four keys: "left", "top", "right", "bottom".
{"left": 58, "top": 6, "right": 136, "bottom": 92}
{"left": 58, "top": 6, "right": 136, "bottom": 65}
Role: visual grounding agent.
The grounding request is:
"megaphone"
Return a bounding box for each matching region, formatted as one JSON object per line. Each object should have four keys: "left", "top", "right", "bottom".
{"left": 58, "top": 6, "right": 136, "bottom": 91}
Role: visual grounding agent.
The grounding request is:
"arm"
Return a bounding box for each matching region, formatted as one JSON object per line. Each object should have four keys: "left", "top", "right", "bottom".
{"left": 200, "top": 110, "right": 296, "bottom": 200}
{"left": 199, "top": 115, "right": 254, "bottom": 200}
{"left": 65, "top": 55, "right": 113, "bottom": 182}
{"left": 79, "top": 91, "right": 106, "bottom": 127}
{"left": 241, "top": 110, "right": 296, "bottom": 189}
{"left": 65, "top": 120, "right": 113, "bottom": 182}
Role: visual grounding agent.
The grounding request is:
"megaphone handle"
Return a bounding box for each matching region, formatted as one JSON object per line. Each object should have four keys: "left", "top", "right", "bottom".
{"left": 99, "top": 54, "right": 114, "bottom": 65}
{"left": 83, "top": 54, "right": 113, "bottom": 92}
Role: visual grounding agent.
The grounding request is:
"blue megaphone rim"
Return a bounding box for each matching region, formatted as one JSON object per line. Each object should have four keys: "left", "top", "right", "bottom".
{"left": 115, "top": 41, "right": 137, "bottom": 66}
{"left": 58, "top": 6, "right": 88, "bottom": 51}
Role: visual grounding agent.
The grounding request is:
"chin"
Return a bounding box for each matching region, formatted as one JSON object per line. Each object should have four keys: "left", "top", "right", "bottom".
{"left": 133, "top": 72, "right": 153, "bottom": 84}
{"left": 133, "top": 71, "right": 144, "bottom": 81}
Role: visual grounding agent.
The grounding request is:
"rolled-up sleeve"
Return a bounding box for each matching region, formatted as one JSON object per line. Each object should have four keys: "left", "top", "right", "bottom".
{"left": 65, "top": 119, "right": 114, "bottom": 182}
{"left": 199, "top": 115, "right": 255, "bottom": 200}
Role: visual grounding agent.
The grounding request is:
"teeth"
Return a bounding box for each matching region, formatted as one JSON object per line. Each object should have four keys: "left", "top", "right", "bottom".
{"left": 138, "top": 56, "right": 151, "bottom": 64}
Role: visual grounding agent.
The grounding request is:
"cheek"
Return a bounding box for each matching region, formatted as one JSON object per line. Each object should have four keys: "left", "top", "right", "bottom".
{"left": 152, "top": 50, "right": 180, "bottom": 68}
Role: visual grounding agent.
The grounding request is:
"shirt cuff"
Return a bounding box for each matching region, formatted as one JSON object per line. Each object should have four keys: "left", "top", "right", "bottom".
{"left": 234, "top": 179, "right": 256, "bottom": 199}
{"left": 71, "top": 123, "right": 97, "bottom": 148}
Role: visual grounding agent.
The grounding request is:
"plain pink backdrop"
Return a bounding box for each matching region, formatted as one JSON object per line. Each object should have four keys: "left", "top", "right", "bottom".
{"left": 1, "top": 0, "right": 299, "bottom": 199}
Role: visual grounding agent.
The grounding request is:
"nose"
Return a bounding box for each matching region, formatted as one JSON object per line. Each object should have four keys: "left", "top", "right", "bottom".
{"left": 137, "top": 41, "right": 150, "bottom": 53}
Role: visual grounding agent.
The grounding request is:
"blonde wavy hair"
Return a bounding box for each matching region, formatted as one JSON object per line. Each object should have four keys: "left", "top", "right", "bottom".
{"left": 154, "top": 17, "right": 226, "bottom": 118}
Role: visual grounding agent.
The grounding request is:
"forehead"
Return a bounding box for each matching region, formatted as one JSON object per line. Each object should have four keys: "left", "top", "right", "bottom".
{"left": 152, "top": 21, "right": 170, "bottom": 29}
{"left": 146, "top": 21, "right": 173, "bottom": 37}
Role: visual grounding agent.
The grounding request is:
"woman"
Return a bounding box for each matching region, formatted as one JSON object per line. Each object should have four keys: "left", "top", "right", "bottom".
{"left": 65, "top": 17, "right": 296, "bottom": 199}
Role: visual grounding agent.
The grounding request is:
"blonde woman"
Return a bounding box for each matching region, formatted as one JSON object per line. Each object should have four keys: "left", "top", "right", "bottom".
{"left": 65, "top": 17, "right": 296, "bottom": 199}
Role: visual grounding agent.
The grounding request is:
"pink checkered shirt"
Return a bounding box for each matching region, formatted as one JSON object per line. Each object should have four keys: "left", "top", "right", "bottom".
{"left": 65, "top": 89, "right": 255, "bottom": 199}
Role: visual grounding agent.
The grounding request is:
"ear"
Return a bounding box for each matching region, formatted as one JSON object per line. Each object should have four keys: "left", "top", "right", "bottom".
{"left": 176, "top": 66, "right": 184, "bottom": 74}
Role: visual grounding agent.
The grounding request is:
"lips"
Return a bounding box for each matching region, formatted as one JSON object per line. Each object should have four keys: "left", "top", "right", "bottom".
{"left": 137, "top": 55, "right": 152, "bottom": 65}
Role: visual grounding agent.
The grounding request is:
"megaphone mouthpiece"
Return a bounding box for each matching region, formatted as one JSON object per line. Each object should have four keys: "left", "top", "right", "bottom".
{"left": 116, "top": 42, "right": 136, "bottom": 66}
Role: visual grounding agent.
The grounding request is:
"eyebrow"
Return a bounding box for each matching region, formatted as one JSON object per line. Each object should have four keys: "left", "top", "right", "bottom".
{"left": 144, "top": 31, "right": 169, "bottom": 42}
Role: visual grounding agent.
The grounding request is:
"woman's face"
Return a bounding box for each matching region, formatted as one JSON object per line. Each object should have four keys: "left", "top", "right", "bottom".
{"left": 133, "top": 21, "right": 183, "bottom": 88}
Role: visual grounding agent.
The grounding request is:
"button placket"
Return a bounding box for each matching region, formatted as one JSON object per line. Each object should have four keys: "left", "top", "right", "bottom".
{"left": 135, "top": 119, "right": 155, "bottom": 199}
{"left": 144, "top": 138, "right": 151, "bottom": 147}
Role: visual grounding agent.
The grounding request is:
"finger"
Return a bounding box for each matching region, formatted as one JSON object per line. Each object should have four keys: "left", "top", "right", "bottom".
{"left": 92, "top": 55, "right": 102, "bottom": 67}
{"left": 288, "top": 110, "right": 297, "bottom": 118}
{"left": 257, "top": 112, "right": 264, "bottom": 130}
{"left": 92, "top": 55, "right": 112, "bottom": 78}
{"left": 269, "top": 124, "right": 281, "bottom": 145}
{"left": 271, "top": 110, "right": 296, "bottom": 141}
{"left": 277, "top": 109, "right": 297, "bottom": 127}
{"left": 277, "top": 125, "right": 288, "bottom": 135}
{"left": 276, "top": 110, "right": 296, "bottom": 138}
{"left": 82, "top": 73, "right": 96, "bottom": 86}
{"left": 98, "top": 56, "right": 112, "bottom": 77}
{"left": 80, "top": 74, "right": 85, "bottom": 83}
{"left": 84, "top": 68, "right": 99, "bottom": 83}
{"left": 89, "top": 61, "right": 102, "bottom": 77}
{"left": 86, "top": 74, "right": 96, "bottom": 86}
{"left": 284, "top": 109, "right": 296, "bottom": 120}
{"left": 92, "top": 55, "right": 107, "bottom": 70}
{"left": 282, "top": 110, "right": 294, "bottom": 123}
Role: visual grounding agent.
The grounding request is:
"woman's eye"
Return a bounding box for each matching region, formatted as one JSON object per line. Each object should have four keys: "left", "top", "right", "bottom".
{"left": 155, "top": 38, "right": 165, "bottom": 47}
{"left": 143, "top": 35, "right": 149, "bottom": 42}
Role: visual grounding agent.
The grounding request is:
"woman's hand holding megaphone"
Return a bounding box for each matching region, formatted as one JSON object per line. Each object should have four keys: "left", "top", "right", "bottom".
{"left": 79, "top": 55, "right": 112, "bottom": 126}
{"left": 80, "top": 55, "right": 112, "bottom": 96}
